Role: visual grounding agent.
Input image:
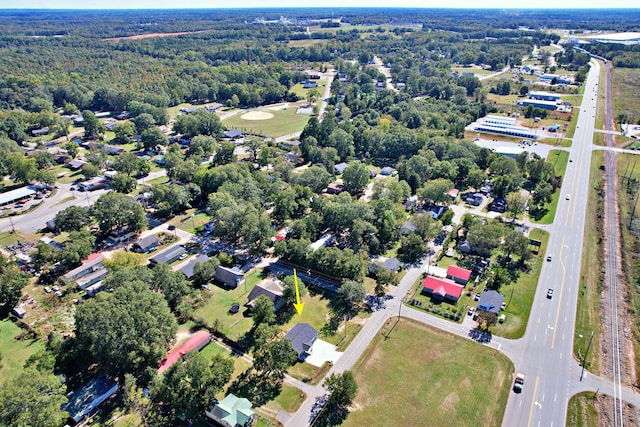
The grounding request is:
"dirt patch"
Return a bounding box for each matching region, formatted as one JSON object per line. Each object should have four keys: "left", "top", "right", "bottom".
{"left": 241, "top": 111, "right": 275, "bottom": 121}
{"left": 103, "top": 31, "right": 204, "bottom": 41}
{"left": 594, "top": 394, "right": 640, "bottom": 427}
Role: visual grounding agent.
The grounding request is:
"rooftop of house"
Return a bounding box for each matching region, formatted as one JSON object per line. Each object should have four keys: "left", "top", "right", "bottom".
{"left": 157, "top": 331, "right": 211, "bottom": 374}
{"left": 422, "top": 276, "right": 464, "bottom": 299}
{"left": 446, "top": 265, "right": 472, "bottom": 281}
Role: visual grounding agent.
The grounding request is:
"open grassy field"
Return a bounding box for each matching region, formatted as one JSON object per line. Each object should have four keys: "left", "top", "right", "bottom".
{"left": 612, "top": 67, "right": 640, "bottom": 126}
{"left": 566, "top": 392, "right": 599, "bottom": 427}
{"left": 491, "top": 228, "right": 548, "bottom": 338}
{"left": 0, "top": 319, "right": 45, "bottom": 380}
{"left": 342, "top": 319, "right": 512, "bottom": 427}
{"left": 221, "top": 107, "right": 311, "bottom": 139}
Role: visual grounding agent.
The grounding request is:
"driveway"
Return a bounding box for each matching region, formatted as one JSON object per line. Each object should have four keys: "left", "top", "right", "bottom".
{"left": 305, "top": 339, "right": 342, "bottom": 367}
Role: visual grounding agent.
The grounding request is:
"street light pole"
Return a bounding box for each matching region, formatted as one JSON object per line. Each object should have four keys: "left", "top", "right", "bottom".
{"left": 580, "top": 330, "right": 595, "bottom": 381}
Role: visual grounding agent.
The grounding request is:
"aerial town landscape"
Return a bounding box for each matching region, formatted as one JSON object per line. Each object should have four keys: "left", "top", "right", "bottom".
{"left": 0, "top": 5, "right": 640, "bottom": 427}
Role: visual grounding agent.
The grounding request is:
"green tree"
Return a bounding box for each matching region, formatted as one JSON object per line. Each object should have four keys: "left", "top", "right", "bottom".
{"left": 111, "top": 173, "right": 137, "bottom": 193}
{"left": 123, "top": 374, "right": 152, "bottom": 424}
{"left": 113, "top": 152, "right": 142, "bottom": 176}
{"left": 60, "top": 230, "right": 95, "bottom": 267}
{"left": 54, "top": 205, "right": 89, "bottom": 233}
{"left": 64, "top": 142, "right": 78, "bottom": 159}
{"left": 82, "top": 110, "right": 104, "bottom": 139}
{"left": 103, "top": 250, "right": 146, "bottom": 271}
{"left": 0, "top": 262, "right": 28, "bottom": 313}
{"left": 214, "top": 140, "right": 236, "bottom": 165}
{"left": 418, "top": 178, "right": 454, "bottom": 205}
{"left": 467, "top": 221, "right": 504, "bottom": 258}
{"left": 81, "top": 162, "right": 100, "bottom": 180}
{"left": 398, "top": 233, "right": 427, "bottom": 263}
{"left": 253, "top": 338, "right": 297, "bottom": 381}
{"left": 75, "top": 281, "right": 177, "bottom": 378}
{"left": 114, "top": 121, "right": 136, "bottom": 144}
{"left": 324, "top": 371, "right": 358, "bottom": 409}
{"left": 342, "top": 161, "right": 369, "bottom": 196}
{"left": 151, "top": 352, "right": 233, "bottom": 422}
{"left": 141, "top": 127, "right": 167, "bottom": 151}
{"left": 336, "top": 280, "right": 366, "bottom": 317}
{"left": 506, "top": 191, "right": 529, "bottom": 220}
{"left": 133, "top": 113, "right": 156, "bottom": 134}
{"left": 91, "top": 192, "right": 147, "bottom": 234}
{"left": 281, "top": 275, "right": 307, "bottom": 306}
{"left": 252, "top": 295, "right": 276, "bottom": 327}
{"left": 192, "top": 257, "right": 221, "bottom": 287}
{"left": 150, "top": 263, "right": 193, "bottom": 311}
{"left": 0, "top": 366, "right": 68, "bottom": 427}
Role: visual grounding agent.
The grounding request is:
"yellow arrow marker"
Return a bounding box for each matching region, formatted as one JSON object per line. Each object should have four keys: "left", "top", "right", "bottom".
{"left": 293, "top": 268, "right": 304, "bottom": 315}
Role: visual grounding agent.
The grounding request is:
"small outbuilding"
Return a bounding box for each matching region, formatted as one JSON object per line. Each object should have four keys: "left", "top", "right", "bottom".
{"left": 334, "top": 162, "right": 348, "bottom": 175}
{"left": 446, "top": 265, "right": 472, "bottom": 285}
{"left": 63, "top": 375, "right": 118, "bottom": 424}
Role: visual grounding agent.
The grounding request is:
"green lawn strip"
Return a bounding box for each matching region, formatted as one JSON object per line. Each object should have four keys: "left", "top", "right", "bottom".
{"left": 221, "top": 107, "right": 310, "bottom": 139}
{"left": 566, "top": 392, "right": 599, "bottom": 427}
{"left": 288, "top": 360, "right": 332, "bottom": 385}
{"left": 262, "top": 383, "right": 306, "bottom": 413}
{"left": 493, "top": 229, "right": 548, "bottom": 339}
{"left": 592, "top": 132, "right": 604, "bottom": 147}
{"left": 566, "top": 107, "right": 579, "bottom": 139}
{"left": 594, "top": 64, "right": 607, "bottom": 132}
{"left": 539, "top": 137, "right": 572, "bottom": 147}
{"left": 0, "top": 319, "right": 45, "bottom": 380}
{"left": 343, "top": 319, "right": 512, "bottom": 427}
{"left": 530, "top": 150, "right": 568, "bottom": 224}
{"left": 574, "top": 150, "right": 604, "bottom": 374}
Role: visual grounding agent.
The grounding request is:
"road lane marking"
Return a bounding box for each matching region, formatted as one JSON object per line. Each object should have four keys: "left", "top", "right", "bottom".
{"left": 552, "top": 237, "right": 566, "bottom": 348}
{"left": 527, "top": 376, "right": 540, "bottom": 427}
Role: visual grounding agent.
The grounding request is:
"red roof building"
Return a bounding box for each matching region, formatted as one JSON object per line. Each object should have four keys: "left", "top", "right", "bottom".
{"left": 422, "top": 276, "right": 464, "bottom": 302}
{"left": 446, "top": 265, "right": 472, "bottom": 285}
{"left": 158, "top": 331, "right": 212, "bottom": 374}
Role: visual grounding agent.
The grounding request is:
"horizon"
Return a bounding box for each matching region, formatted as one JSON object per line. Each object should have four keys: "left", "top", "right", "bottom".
{"left": 3, "top": 1, "right": 640, "bottom": 10}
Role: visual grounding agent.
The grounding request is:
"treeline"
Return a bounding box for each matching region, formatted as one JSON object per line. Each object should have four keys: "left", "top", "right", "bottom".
{"left": 582, "top": 43, "right": 640, "bottom": 69}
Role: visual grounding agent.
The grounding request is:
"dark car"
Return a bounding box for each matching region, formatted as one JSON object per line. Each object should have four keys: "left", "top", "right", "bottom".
{"left": 229, "top": 303, "right": 240, "bottom": 314}
{"left": 167, "top": 225, "right": 176, "bottom": 231}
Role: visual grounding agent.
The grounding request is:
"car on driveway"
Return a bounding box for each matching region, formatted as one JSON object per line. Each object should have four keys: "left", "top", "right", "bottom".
{"left": 467, "top": 306, "right": 475, "bottom": 316}
{"left": 474, "top": 292, "right": 481, "bottom": 301}
{"left": 547, "top": 289, "right": 554, "bottom": 299}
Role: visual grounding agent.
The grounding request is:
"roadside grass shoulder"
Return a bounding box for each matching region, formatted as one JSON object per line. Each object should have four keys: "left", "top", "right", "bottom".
{"left": 566, "top": 392, "right": 599, "bottom": 427}
{"left": 574, "top": 150, "right": 604, "bottom": 374}
{"left": 342, "top": 318, "right": 512, "bottom": 427}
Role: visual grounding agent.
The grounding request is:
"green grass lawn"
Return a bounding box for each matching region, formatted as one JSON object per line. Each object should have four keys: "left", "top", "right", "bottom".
{"left": 613, "top": 68, "right": 640, "bottom": 127}
{"left": 342, "top": 318, "right": 512, "bottom": 427}
{"left": 193, "top": 286, "right": 256, "bottom": 342}
{"left": 0, "top": 319, "right": 45, "bottom": 380}
{"left": 539, "top": 137, "right": 572, "bottom": 147}
{"left": 221, "top": 107, "right": 310, "bottom": 139}
{"left": 491, "top": 228, "right": 548, "bottom": 338}
{"left": 573, "top": 149, "right": 603, "bottom": 374}
{"left": 566, "top": 392, "right": 599, "bottom": 427}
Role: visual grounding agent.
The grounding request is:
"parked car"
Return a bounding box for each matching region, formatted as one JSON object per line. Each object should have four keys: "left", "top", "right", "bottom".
{"left": 467, "top": 306, "right": 475, "bottom": 316}
{"left": 14, "top": 203, "right": 24, "bottom": 208}
{"left": 474, "top": 293, "right": 481, "bottom": 301}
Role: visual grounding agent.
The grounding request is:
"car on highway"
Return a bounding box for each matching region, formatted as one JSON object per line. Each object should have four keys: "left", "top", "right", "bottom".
{"left": 513, "top": 373, "right": 525, "bottom": 393}
{"left": 547, "top": 255, "right": 552, "bottom": 262}
{"left": 566, "top": 194, "right": 571, "bottom": 200}
{"left": 547, "top": 289, "right": 554, "bottom": 299}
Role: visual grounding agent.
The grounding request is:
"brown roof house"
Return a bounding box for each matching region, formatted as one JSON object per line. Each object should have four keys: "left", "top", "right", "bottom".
{"left": 245, "top": 280, "right": 286, "bottom": 312}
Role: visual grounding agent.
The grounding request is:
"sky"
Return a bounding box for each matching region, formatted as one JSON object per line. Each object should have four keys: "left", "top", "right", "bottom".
{"left": 6, "top": 0, "right": 640, "bottom": 9}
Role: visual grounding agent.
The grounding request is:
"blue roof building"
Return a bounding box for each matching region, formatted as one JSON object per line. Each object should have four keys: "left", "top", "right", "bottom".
{"left": 63, "top": 375, "right": 118, "bottom": 423}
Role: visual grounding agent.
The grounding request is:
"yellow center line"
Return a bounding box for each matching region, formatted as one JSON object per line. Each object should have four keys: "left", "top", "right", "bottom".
{"left": 527, "top": 376, "right": 540, "bottom": 427}
{"left": 551, "top": 236, "right": 566, "bottom": 348}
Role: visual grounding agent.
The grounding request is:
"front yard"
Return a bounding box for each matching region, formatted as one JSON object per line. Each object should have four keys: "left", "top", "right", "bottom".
{"left": 342, "top": 318, "right": 512, "bottom": 427}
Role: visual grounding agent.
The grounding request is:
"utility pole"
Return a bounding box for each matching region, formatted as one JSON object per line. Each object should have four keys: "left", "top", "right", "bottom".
{"left": 9, "top": 215, "right": 15, "bottom": 234}
{"left": 580, "top": 330, "right": 595, "bottom": 381}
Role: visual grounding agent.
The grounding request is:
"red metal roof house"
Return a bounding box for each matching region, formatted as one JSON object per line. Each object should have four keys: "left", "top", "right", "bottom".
{"left": 446, "top": 265, "right": 472, "bottom": 285}
{"left": 158, "top": 331, "right": 212, "bottom": 374}
{"left": 421, "top": 276, "right": 464, "bottom": 303}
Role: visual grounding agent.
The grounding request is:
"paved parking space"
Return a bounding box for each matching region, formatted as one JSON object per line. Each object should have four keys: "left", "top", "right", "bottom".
{"left": 305, "top": 339, "right": 342, "bottom": 367}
